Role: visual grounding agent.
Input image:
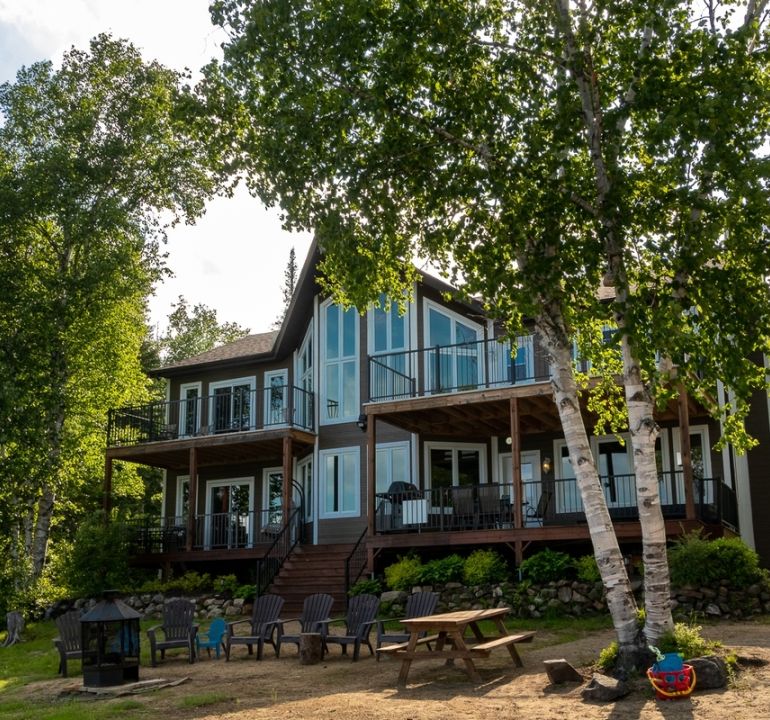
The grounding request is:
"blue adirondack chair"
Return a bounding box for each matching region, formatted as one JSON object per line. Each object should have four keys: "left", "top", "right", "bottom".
{"left": 195, "top": 617, "right": 227, "bottom": 659}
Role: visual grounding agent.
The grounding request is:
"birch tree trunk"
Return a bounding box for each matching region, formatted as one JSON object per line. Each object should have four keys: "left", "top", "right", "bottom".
{"left": 620, "top": 335, "right": 673, "bottom": 642}
{"left": 536, "top": 308, "right": 641, "bottom": 657}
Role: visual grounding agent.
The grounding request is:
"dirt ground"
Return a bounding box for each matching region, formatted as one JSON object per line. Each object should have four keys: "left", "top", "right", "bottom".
{"left": 39, "top": 621, "right": 770, "bottom": 720}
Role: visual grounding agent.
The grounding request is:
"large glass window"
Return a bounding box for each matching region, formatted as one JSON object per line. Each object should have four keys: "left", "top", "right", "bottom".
{"left": 264, "top": 369, "right": 288, "bottom": 426}
{"left": 210, "top": 377, "right": 255, "bottom": 432}
{"left": 178, "top": 383, "right": 201, "bottom": 437}
{"left": 425, "top": 303, "right": 482, "bottom": 393}
{"left": 425, "top": 443, "right": 486, "bottom": 490}
{"left": 320, "top": 447, "right": 360, "bottom": 517}
{"left": 322, "top": 302, "right": 358, "bottom": 423}
{"left": 262, "top": 468, "right": 283, "bottom": 527}
{"left": 204, "top": 477, "right": 254, "bottom": 549}
{"left": 370, "top": 296, "right": 410, "bottom": 400}
{"left": 376, "top": 442, "right": 410, "bottom": 494}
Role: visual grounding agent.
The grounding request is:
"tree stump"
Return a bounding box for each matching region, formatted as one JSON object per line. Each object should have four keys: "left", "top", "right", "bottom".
{"left": 2, "top": 612, "right": 25, "bottom": 647}
{"left": 299, "top": 633, "right": 324, "bottom": 665}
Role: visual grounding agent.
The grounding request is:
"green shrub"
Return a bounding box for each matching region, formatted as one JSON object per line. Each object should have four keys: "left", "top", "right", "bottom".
{"left": 236, "top": 584, "right": 257, "bottom": 599}
{"left": 348, "top": 577, "right": 383, "bottom": 597}
{"left": 668, "top": 531, "right": 766, "bottom": 589}
{"left": 519, "top": 548, "right": 572, "bottom": 583}
{"left": 384, "top": 554, "right": 423, "bottom": 591}
{"left": 213, "top": 574, "right": 239, "bottom": 596}
{"left": 575, "top": 554, "right": 601, "bottom": 584}
{"left": 657, "top": 621, "right": 721, "bottom": 659}
{"left": 597, "top": 640, "right": 619, "bottom": 671}
{"left": 463, "top": 549, "right": 509, "bottom": 585}
{"left": 59, "top": 515, "right": 138, "bottom": 597}
{"left": 164, "top": 571, "right": 212, "bottom": 594}
{"left": 420, "top": 554, "right": 465, "bottom": 585}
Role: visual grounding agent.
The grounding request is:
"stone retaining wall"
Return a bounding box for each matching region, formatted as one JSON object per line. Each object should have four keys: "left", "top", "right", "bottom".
{"left": 48, "top": 578, "right": 770, "bottom": 621}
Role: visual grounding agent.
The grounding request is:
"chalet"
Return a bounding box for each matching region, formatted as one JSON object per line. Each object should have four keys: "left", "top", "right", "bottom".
{"left": 105, "top": 243, "right": 768, "bottom": 611}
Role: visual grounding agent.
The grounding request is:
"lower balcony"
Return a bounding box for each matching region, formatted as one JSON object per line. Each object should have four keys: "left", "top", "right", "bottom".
{"left": 374, "top": 472, "right": 737, "bottom": 536}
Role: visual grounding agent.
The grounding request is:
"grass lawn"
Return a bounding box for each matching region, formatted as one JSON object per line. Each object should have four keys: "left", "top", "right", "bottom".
{"left": 0, "top": 613, "right": 614, "bottom": 720}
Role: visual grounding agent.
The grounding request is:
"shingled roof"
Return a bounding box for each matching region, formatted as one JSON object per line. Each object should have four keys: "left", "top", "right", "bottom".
{"left": 154, "top": 330, "right": 279, "bottom": 374}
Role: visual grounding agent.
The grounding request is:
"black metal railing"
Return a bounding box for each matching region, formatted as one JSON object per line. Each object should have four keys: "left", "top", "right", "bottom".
{"left": 374, "top": 472, "right": 734, "bottom": 533}
{"left": 344, "top": 525, "right": 369, "bottom": 605}
{"left": 368, "top": 334, "right": 550, "bottom": 402}
{"left": 107, "top": 385, "right": 315, "bottom": 447}
{"left": 255, "top": 506, "right": 303, "bottom": 596}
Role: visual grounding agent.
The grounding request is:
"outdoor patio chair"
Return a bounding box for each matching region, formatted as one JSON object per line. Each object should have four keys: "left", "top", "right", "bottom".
{"left": 195, "top": 616, "right": 227, "bottom": 659}
{"left": 147, "top": 598, "right": 198, "bottom": 666}
{"left": 53, "top": 610, "right": 82, "bottom": 677}
{"left": 275, "top": 593, "right": 334, "bottom": 658}
{"left": 524, "top": 490, "right": 553, "bottom": 526}
{"left": 450, "top": 485, "right": 477, "bottom": 529}
{"left": 225, "top": 593, "right": 285, "bottom": 661}
{"left": 320, "top": 593, "right": 380, "bottom": 661}
{"left": 477, "top": 483, "right": 504, "bottom": 528}
{"left": 376, "top": 590, "right": 438, "bottom": 659}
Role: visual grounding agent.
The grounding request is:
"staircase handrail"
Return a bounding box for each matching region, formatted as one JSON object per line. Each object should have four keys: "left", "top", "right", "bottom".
{"left": 344, "top": 524, "right": 369, "bottom": 607}
{"left": 255, "top": 505, "right": 302, "bottom": 596}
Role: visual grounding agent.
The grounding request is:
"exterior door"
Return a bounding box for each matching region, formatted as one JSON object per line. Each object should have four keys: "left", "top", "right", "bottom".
{"left": 595, "top": 437, "right": 635, "bottom": 510}
{"left": 205, "top": 478, "right": 254, "bottom": 549}
{"left": 499, "top": 451, "right": 541, "bottom": 525}
{"left": 264, "top": 370, "right": 288, "bottom": 426}
{"left": 263, "top": 468, "right": 283, "bottom": 529}
{"left": 178, "top": 383, "right": 201, "bottom": 437}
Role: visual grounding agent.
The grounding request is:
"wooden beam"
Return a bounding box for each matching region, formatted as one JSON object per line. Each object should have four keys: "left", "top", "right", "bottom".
{"left": 678, "top": 383, "right": 696, "bottom": 520}
{"left": 186, "top": 447, "right": 198, "bottom": 552}
{"left": 282, "top": 436, "right": 293, "bottom": 524}
{"left": 511, "top": 397, "right": 523, "bottom": 530}
{"left": 367, "top": 415, "right": 376, "bottom": 538}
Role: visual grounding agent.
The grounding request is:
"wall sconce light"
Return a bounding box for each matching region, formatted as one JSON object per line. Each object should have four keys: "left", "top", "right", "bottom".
{"left": 505, "top": 436, "right": 512, "bottom": 445}
{"left": 356, "top": 413, "right": 368, "bottom": 432}
{"left": 542, "top": 456, "right": 552, "bottom": 474}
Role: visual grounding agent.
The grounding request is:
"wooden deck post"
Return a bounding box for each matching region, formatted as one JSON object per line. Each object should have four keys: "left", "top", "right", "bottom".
{"left": 186, "top": 447, "right": 198, "bottom": 552}
{"left": 103, "top": 456, "right": 113, "bottom": 520}
{"left": 367, "top": 413, "right": 376, "bottom": 539}
{"left": 283, "top": 435, "right": 293, "bottom": 525}
{"left": 678, "top": 384, "right": 696, "bottom": 520}
{"left": 510, "top": 398, "right": 523, "bottom": 529}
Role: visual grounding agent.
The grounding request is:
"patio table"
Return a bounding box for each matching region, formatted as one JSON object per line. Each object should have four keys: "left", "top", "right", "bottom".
{"left": 377, "top": 607, "right": 535, "bottom": 687}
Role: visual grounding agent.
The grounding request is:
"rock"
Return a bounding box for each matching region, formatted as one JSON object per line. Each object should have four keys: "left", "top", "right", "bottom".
{"left": 581, "top": 673, "right": 630, "bottom": 702}
{"left": 686, "top": 656, "right": 727, "bottom": 689}
{"left": 544, "top": 659, "right": 584, "bottom": 684}
{"left": 152, "top": 593, "right": 164, "bottom": 604}
{"left": 558, "top": 586, "right": 573, "bottom": 603}
{"left": 572, "top": 591, "right": 587, "bottom": 604}
{"left": 224, "top": 605, "right": 240, "bottom": 616}
{"left": 705, "top": 603, "right": 722, "bottom": 617}
{"left": 380, "top": 590, "right": 407, "bottom": 605}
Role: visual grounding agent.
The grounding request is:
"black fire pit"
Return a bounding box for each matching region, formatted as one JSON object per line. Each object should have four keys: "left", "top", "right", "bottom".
{"left": 80, "top": 591, "right": 141, "bottom": 687}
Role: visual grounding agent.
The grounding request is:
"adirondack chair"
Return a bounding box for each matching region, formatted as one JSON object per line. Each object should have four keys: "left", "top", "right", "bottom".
{"left": 275, "top": 593, "right": 334, "bottom": 658}
{"left": 477, "top": 483, "right": 504, "bottom": 528}
{"left": 320, "top": 593, "right": 380, "bottom": 661}
{"left": 195, "top": 617, "right": 227, "bottom": 659}
{"left": 147, "top": 598, "right": 198, "bottom": 666}
{"left": 53, "top": 610, "right": 82, "bottom": 677}
{"left": 376, "top": 590, "right": 439, "bottom": 659}
{"left": 225, "top": 593, "right": 284, "bottom": 661}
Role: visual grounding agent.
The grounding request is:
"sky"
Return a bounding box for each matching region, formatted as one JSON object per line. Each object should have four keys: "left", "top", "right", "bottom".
{"left": 0, "top": 0, "right": 313, "bottom": 335}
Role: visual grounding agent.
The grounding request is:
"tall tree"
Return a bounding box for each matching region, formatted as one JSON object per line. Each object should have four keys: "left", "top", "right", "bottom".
{"left": 273, "top": 246, "right": 298, "bottom": 328}
{"left": 152, "top": 295, "right": 250, "bottom": 365}
{"left": 0, "top": 34, "right": 217, "bottom": 592}
{"left": 206, "top": 0, "right": 770, "bottom": 663}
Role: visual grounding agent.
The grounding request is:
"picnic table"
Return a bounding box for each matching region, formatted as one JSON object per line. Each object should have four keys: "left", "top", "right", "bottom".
{"left": 377, "top": 607, "right": 535, "bottom": 687}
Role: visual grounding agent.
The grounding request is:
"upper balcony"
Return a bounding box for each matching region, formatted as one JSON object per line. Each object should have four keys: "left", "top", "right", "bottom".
{"left": 107, "top": 385, "right": 315, "bottom": 448}
{"left": 368, "top": 334, "right": 550, "bottom": 403}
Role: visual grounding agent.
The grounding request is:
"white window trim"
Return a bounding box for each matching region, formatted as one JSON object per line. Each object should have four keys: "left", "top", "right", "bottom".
{"left": 203, "top": 476, "right": 255, "bottom": 550}
{"left": 320, "top": 299, "right": 359, "bottom": 425}
{"left": 367, "top": 296, "right": 410, "bottom": 356}
{"left": 175, "top": 474, "right": 190, "bottom": 523}
{"left": 264, "top": 369, "right": 289, "bottom": 427}
{"left": 671, "top": 425, "right": 712, "bottom": 477}
{"left": 423, "top": 441, "right": 487, "bottom": 488}
{"left": 422, "top": 299, "right": 484, "bottom": 392}
{"left": 375, "top": 440, "right": 412, "bottom": 494}
{"left": 297, "top": 455, "right": 313, "bottom": 522}
{"left": 178, "top": 381, "right": 202, "bottom": 437}
{"left": 209, "top": 376, "right": 257, "bottom": 430}
{"left": 262, "top": 466, "right": 283, "bottom": 524}
{"left": 319, "top": 446, "right": 361, "bottom": 518}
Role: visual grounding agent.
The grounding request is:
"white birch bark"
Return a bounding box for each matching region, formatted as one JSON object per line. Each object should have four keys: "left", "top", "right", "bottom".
{"left": 536, "top": 310, "right": 639, "bottom": 650}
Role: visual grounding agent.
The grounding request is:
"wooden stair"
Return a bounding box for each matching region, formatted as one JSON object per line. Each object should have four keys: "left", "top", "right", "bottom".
{"left": 268, "top": 543, "right": 355, "bottom": 615}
